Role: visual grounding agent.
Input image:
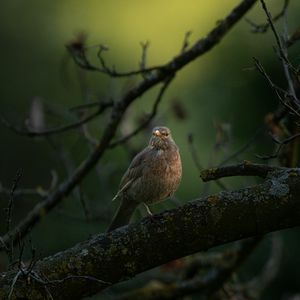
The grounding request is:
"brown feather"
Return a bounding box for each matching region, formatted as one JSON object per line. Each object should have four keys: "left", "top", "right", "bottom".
{"left": 107, "top": 126, "right": 182, "bottom": 232}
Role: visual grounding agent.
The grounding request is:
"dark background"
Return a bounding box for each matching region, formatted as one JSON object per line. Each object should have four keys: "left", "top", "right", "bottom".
{"left": 0, "top": 1, "right": 299, "bottom": 299}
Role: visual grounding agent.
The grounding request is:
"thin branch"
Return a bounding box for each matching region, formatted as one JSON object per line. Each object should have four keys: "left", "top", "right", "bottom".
{"left": 257, "top": 132, "right": 300, "bottom": 160}
{"left": 286, "top": 26, "right": 300, "bottom": 48}
{"left": 187, "top": 133, "right": 203, "bottom": 171}
{"left": 80, "top": 123, "right": 98, "bottom": 146}
{"left": 273, "top": 131, "right": 300, "bottom": 145}
{"left": 181, "top": 31, "right": 192, "bottom": 53}
{"left": 219, "top": 126, "right": 264, "bottom": 166}
{"left": 6, "top": 170, "right": 22, "bottom": 230}
{"left": 259, "top": 0, "right": 298, "bottom": 86}
{"left": 0, "top": 170, "right": 58, "bottom": 198}
{"left": 68, "top": 100, "right": 112, "bottom": 112}
{"left": 78, "top": 188, "right": 92, "bottom": 221}
{"left": 281, "top": 2, "right": 297, "bottom": 99}
{"left": 253, "top": 57, "right": 300, "bottom": 117}
{"left": 256, "top": 143, "right": 284, "bottom": 160}
{"left": 32, "top": 273, "right": 111, "bottom": 287}
{"left": 259, "top": 0, "right": 286, "bottom": 60}
{"left": 5, "top": 170, "right": 22, "bottom": 264}
{"left": 8, "top": 270, "right": 22, "bottom": 300}
{"left": 1, "top": 101, "right": 113, "bottom": 137}
{"left": 187, "top": 133, "right": 228, "bottom": 190}
{"left": 68, "top": 1, "right": 259, "bottom": 79}
{"left": 0, "top": 186, "right": 44, "bottom": 198}
{"left": 68, "top": 43, "right": 161, "bottom": 78}
{"left": 139, "top": 41, "right": 150, "bottom": 72}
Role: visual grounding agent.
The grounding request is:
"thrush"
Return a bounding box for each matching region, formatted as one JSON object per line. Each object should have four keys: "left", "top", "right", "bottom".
{"left": 107, "top": 126, "right": 182, "bottom": 232}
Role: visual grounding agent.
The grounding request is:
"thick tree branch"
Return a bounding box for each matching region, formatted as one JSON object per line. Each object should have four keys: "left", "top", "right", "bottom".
{"left": 0, "top": 167, "right": 299, "bottom": 299}
{"left": 245, "top": 0, "right": 289, "bottom": 33}
{"left": 0, "top": 0, "right": 258, "bottom": 251}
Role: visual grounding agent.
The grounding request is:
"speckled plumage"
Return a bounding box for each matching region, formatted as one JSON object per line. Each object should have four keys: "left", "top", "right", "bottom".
{"left": 107, "top": 126, "right": 182, "bottom": 232}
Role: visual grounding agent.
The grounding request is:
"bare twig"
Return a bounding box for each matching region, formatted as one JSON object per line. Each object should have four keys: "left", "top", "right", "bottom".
{"left": 253, "top": 57, "right": 300, "bottom": 117}
{"left": 139, "top": 41, "right": 150, "bottom": 72}
{"left": 0, "top": 170, "right": 57, "bottom": 199}
{"left": 256, "top": 143, "right": 284, "bottom": 160}
{"left": 259, "top": 0, "right": 298, "bottom": 90}
{"left": 219, "top": 126, "right": 264, "bottom": 166}
{"left": 0, "top": 186, "right": 45, "bottom": 198}
{"left": 187, "top": 133, "right": 203, "bottom": 171}
{"left": 259, "top": 0, "right": 287, "bottom": 62}
{"left": 1, "top": 101, "right": 112, "bottom": 137}
{"left": 6, "top": 170, "right": 22, "bottom": 232}
{"left": 79, "top": 188, "right": 92, "bottom": 221}
{"left": 33, "top": 273, "right": 111, "bottom": 287}
{"left": 245, "top": 0, "right": 289, "bottom": 33}
{"left": 7, "top": 258, "right": 110, "bottom": 299}
{"left": 69, "top": 100, "right": 113, "bottom": 112}
{"left": 281, "top": 2, "right": 297, "bottom": 99}
{"left": 272, "top": 131, "right": 300, "bottom": 145}
{"left": 286, "top": 26, "right": 300, "bottom": 48}
{"left": 80, "top": 123, "right": 98, "bottom": 146}
{"left": 68, "top": 42, "right": 161, "bottom": 78}
{"left": 4, "top": 170, "right": 22, "bottom": 264}
{"left": 17, "top": 239, "right": 25, "bottom": 272}
{"left": 252, "top": 0, "right": 300, "bottom": 124}
{"left": 187, "top": 133, "right": 227, "bottom": 190}
{"left": 27, "top": 238, "right": 37, "bottom": 274}
{"left": 181, "top": 31, "right": 192, "bottom": 53}
{"left": 8, "top": 270, "right": 22, "bottom": 300}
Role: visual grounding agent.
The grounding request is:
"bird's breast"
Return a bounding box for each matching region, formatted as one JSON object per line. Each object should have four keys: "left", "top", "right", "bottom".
{"left": 141, "top": 149, "right": 181, "bottom": 204}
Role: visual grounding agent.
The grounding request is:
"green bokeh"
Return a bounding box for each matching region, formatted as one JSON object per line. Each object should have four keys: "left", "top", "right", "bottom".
{"left": 0, "top": 1, "right": 300, "bottom": 299}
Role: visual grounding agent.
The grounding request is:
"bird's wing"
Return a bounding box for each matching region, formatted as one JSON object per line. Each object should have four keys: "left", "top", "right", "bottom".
{"left": 119, "top": 146, "right": 153, "bottom": 190}
{"left": 112, "top": 179, "right": 132, "bottom": 201}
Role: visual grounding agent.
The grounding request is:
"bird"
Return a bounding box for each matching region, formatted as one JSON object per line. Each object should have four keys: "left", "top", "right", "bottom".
{"left": 107, "top": 126, "right": 182, "bottom": 232}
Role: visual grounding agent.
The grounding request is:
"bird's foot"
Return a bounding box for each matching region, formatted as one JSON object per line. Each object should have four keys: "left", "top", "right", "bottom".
{"left": 143, "top": 203, "right": 153, "bottom": 216}
{"left": 143, "top": 203, "right": 156, "bottom": 221}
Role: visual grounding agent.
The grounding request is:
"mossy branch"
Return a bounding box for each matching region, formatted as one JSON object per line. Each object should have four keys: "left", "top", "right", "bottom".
{"left": 1, "top": 167, "right": 300, "bottom": 299}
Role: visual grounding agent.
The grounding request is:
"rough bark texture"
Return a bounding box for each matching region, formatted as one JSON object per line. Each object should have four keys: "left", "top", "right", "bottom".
{"left": 1, "top": 168, "right": 300, "bottom": 299}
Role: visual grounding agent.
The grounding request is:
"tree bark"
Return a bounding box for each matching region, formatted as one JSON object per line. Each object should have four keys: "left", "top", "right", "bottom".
{"left": 1, "top": 167, "right": 299, "bottom": 299}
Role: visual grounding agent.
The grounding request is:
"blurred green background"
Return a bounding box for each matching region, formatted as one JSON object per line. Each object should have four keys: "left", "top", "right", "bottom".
{"left": 0, "top": 1, "right": 300, "bottom": 299}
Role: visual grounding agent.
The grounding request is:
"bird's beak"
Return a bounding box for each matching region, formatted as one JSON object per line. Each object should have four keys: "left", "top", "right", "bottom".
{"left": 154, "top": 130, "right": 161, "bottom": 137}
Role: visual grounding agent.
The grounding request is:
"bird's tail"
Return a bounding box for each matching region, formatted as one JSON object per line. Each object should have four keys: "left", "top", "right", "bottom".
{"left": 107, "top": 198, "right": 139, "bottom": 232}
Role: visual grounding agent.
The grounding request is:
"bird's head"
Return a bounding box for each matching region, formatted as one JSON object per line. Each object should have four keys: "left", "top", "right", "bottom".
{"left": 149, "top": 126, "right": 175, "bottom": 150}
